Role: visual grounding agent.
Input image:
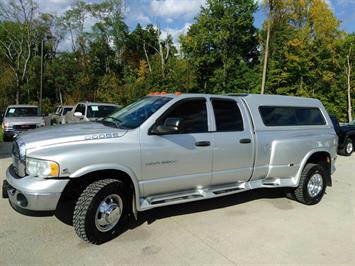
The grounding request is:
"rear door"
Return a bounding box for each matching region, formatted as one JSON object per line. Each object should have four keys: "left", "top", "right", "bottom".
{"left": 211, "top": 98, "right": 254, "bottom": 185}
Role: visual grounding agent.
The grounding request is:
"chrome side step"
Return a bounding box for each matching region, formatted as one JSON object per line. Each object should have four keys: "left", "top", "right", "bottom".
{"left": 138, "top": 177, "right": 298, "bottom": 211}
{"left": 149, "top": 191, "right": 204, "bottom": 205}
{"left": 140, "top": 182, "right": 249, "bottom": 210}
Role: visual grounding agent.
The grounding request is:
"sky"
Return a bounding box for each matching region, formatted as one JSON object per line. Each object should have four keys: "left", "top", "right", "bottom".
{"left": 36, "top": 0, "right": 355, "bottom": 50}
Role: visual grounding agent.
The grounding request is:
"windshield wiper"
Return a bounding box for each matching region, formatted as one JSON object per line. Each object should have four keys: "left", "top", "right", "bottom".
{"left": 106, "top": 116, "right": 122, "bottom": 123}
{"left": 102, "top": 116, "right": 122, "bottom": 128}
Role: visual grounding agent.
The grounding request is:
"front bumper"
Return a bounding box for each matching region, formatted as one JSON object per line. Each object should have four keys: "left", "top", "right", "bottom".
{"left": 3, "top": 130, "right": 16, "bottom": 139}
{"left": 3, "top": 166, "right": 69, "bottom": 215}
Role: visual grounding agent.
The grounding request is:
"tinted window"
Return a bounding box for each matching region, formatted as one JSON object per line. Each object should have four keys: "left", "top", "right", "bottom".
{"left": 103, "top": 96, "right": 172, "bottom": 129}
{"left": 259, "top": 106, "right": 326, "bottom": 126}
{"left": 163, "top": 99, "right": 208, "bottom": 134}
{"left": 5, "top": 107, "right": 39, "bottom": 117}
{"left": 87, "top": 105, "right": 118, "bottom": 118}
{"left": 75, "top": 104, "right": 85, "bottom": 114}
{"left": 212, "top": 99, "right": 243, "bottom": 131}
{"left": 62, "top": 107, "right": 72, "bottom": 115}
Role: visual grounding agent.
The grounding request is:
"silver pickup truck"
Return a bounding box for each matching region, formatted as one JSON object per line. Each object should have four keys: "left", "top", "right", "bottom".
{"left": 2, "top": 94, "right": 338, "bottom": 244}
{"left": 1, "top": 105, "right": 45, "bottom": 141}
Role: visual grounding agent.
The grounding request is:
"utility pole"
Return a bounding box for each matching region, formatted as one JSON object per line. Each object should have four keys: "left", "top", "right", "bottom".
{"left": 261, "top": 19, "right": 270, "bottom": 95}
{"left": 39, "top": 39, "right": 44, "bottom": 114}
{"left": 346, "top": 46, "right": 352, "bottom": 123}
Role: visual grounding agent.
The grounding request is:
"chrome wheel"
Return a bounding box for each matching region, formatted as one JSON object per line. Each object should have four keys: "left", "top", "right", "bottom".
{"left": 346, "top": 142, "right": 353, "bottom": 154}
{"left": 95, "top": 194, "right": 123, "bottom": 232}
{"left": 307, "top": 173, "right": 323, "bottom": 198}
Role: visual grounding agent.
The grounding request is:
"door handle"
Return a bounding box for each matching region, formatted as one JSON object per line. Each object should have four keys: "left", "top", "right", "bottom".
{"left": 195, "top": 141, "right": 211, "bottom": 147}
{"left": 239, "top": 138, "right": 251, "bottom": 144}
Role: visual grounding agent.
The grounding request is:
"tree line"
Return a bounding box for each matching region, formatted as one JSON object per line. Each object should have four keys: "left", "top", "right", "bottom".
{"left": 0, "top": 0, "right": 353, "bottom": 121}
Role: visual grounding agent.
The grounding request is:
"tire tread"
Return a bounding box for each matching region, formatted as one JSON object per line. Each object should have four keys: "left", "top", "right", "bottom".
{"left": 294, "top": 163, "right": 325, "bottom": 205}
{"left": 73, "top": 179, "right": 121, "bottom": 243}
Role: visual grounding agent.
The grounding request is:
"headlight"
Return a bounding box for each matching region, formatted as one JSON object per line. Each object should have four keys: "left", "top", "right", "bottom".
{"left": 26, "top": 158, "right": 60, "bottom": 178}
{"left": 2, "top": 123, "right": 12, "bottom": 129}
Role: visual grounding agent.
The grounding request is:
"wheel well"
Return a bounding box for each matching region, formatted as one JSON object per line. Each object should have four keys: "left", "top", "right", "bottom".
{"left": 346, "top": 135, "right": 355, "bottom": 143}
{"left": 305, "top": 152, "right": 332, "bottom": 186}
{"left": 61, "top": 169, "right": 135, "bottom": 201}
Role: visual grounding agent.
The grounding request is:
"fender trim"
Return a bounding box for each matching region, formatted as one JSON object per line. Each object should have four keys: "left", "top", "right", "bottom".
{"left": 69, "top": 164, "right": 143, "bottom": 211}
{"left": 296, "top": 149, "right": 332, "bottom": 187}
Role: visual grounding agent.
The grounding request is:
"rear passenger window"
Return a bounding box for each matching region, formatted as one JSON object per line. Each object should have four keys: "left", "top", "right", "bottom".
{"left": 212, "top": 99, "right": 243, "bottom": 131}
{"left": 259, "top": 106, "right": 326, "bottom": 126}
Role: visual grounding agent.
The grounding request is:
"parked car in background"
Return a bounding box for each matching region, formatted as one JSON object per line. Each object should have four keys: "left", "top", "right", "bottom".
{"left": 1, "top": 105, "right": 45, "bottom": 141}
{"left": 45, "top": 106, "right": 61, "bottom": 126}
{"left": 64, "top": 102, "right": 120, "bottom": 124}
{"left": 349, "top": 120, "right": 355, "bottom": 126}
{"left": 51, "top": 105, "right": 73, "bottom": 125}
{"left": 330, "top": 115, "right": 355, "bottom": 156}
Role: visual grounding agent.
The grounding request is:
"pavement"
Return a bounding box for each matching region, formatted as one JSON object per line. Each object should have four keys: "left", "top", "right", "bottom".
{"left": 0, "top": 146, "right": 354, "bottom": 265}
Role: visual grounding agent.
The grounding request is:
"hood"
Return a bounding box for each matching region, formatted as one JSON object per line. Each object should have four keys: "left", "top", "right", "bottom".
{"left": 17, "top": 122, "right": 128, "bottom": 150}
{"left": 340, "top": 125, "right": 355, "bottom": 133}
{"left": 4, "top": 116, "right": 44, "bottom": 125}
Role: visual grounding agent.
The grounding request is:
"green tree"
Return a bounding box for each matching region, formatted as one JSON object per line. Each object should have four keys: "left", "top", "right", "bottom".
{"left": 0, "top": 0, "right": 38, "bottom": 103}
{"left": 336, "top": 34, "right": 355, "bottom": 122}
{"left": 181, "top": 0, "right": 259, "bottom": 93}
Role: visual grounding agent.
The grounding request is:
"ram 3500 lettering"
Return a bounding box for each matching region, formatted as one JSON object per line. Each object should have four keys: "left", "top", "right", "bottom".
{"left": 2, "top": 94, "right": 338, "bottom": 244}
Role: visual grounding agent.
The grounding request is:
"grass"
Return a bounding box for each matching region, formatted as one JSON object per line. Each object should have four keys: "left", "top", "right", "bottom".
{"left": 0, "top": 128, "right": 3, "bottom": 143}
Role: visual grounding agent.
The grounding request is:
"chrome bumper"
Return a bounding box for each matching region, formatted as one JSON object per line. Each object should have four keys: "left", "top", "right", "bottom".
{"left": 5, "top": 166, "right": 69, "bottom": 212}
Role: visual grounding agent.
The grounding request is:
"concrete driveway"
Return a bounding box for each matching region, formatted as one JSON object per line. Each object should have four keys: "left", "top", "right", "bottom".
{"left": 0, "top": 148, "right": 354, "bottom": 265}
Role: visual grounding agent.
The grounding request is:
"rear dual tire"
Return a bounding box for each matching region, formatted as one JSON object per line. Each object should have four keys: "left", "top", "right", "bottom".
{"left": 288, "top": 163, "right": 326, "bottom": 205}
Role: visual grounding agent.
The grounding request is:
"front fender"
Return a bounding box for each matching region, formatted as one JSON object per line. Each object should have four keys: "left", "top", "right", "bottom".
{"left": 69, "top": 163, "right": 143, "bottom": 211}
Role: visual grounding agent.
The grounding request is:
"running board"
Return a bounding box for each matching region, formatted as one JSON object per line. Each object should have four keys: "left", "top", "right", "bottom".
{"left": 140, "top": 182, "right": 249, "bottom": 210}
{"left": 138, "top": 178, "right": 298, "bottom": 211}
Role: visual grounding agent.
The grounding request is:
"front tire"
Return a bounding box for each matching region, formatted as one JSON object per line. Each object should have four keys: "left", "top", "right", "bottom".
{"left": 73, "top": 179, "right": 129, "bottom": 244}
{"left": 292, "top": 163, "right": 326, "bottom": 205}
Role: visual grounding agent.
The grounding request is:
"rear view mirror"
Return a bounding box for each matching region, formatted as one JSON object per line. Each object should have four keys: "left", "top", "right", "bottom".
{"left": 150, "top": 117, "right": 182, "bottom": 135}
{"left": 74, "top": 112, "right": 83, "bottom": 118}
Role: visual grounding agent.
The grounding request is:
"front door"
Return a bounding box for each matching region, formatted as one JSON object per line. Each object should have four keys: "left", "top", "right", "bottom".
{"left": 140, "top": 98, "right": 213, "bottom": 197}
{"left": 211, "top": 98, "right": 254, "bottom": 185}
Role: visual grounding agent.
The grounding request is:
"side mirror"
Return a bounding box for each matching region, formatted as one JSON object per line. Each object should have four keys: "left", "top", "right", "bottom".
{"left": 150, "top": 117, "right": 181, "bottom": 135}
{"left": 74, "top": 112, "right": 83, "bottom": 118}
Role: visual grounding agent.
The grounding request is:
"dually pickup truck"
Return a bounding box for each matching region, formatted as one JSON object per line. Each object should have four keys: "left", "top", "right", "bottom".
{"left": 2, "top": 94, "right": 338, "bottom": 244}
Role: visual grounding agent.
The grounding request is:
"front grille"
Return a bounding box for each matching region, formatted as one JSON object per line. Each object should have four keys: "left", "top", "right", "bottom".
{"left": 13, "top": 124, "right": 36, "bottom": 130}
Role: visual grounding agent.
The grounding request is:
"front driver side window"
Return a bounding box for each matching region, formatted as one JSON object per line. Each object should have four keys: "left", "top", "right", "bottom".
{"left": 161, "top": 99, "right": 208, "bottom": 134}
{"left": 75, "top": 104, "right": 85, "bottom": 115}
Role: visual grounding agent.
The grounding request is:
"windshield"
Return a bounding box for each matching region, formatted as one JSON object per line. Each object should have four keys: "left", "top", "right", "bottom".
{"left": 103, "top": 96, "right": 172, "bottom": 129}
{"left": 5, "top": 107, "right": 39, "bottom": 117}
{"left": 87, "top": 105, "right": 119, "bottom": 118}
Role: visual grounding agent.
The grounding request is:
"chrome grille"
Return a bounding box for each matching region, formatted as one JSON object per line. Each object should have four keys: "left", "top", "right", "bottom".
{"left": 13, "top": 124, "right": 36, "bottom": 130}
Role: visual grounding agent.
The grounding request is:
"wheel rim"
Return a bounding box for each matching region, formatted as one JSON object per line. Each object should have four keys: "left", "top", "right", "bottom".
{"left": 346, "top": 142, "right": 353, "bottom": 154}
{"left": 95, "top": 194, "right": 123, "bottom": 232}
{"left": 307, "top": 173, "right": 323, "bottom": 198}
